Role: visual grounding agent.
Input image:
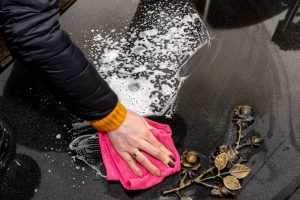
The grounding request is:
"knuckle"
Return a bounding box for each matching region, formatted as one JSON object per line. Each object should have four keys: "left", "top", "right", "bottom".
{"left": 153, "top": 150, "right": 162, "bottom": 158}
{"left": 138, "top": 156, "right": 146, "bottom": 162}
{"left": 150, "top": 166, "right": 159, "bottom": 173}
{"left": 118, "top": 144, "right": 129, "bottom": 151}
{"left": 156, "top": 143, "right": 164, "bottom": 149}
{"left": 124, "top": 157, "right": 133, "bottom": 163}
{"left": 128, "top": 138, "right": 139, "bottom": 146}
{"left": 146, "top": 163, "right": 154, "bottom": 170}
{"left": 116, "top": 149, "right": 124, "bottom": 155}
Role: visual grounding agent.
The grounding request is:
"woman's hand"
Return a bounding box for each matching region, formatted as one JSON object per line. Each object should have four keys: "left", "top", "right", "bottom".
{"left": 108, "top": 110, "right": 176, "bottom": 177}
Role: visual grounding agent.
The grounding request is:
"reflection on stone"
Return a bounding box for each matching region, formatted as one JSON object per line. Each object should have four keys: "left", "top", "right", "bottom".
{"left": 193, "top": 0, "right": 290, "bottom": 29}
{"left": 272, "top": 1, "right": 300, "bottom": 51}
{"left": 0, "top": 118, "right": 16, "bottom": 175}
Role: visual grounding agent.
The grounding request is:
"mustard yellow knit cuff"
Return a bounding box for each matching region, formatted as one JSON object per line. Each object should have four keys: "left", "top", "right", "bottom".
{"left": 90, "top": 101, "right": 127, "bottom": 132}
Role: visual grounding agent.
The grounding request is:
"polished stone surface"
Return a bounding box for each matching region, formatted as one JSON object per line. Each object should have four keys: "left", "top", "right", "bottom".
{"left": 1, "top": 0, "right": 300, "bottom": 199}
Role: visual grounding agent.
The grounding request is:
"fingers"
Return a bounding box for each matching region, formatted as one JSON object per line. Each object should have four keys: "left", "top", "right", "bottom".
{"left": 146, "top": 133, "right": 176, "bottom": 162}
{"left": 133, "top": 150, "right": 161, "bottom": 177}
{"left": 137, "top": 139, "right": 175, "bottom": 168}
{"left": 119, "top": 152, "right": 143, "bottom": 177}
{"left": 143, "top": 119, "right": 175, "bottom": 161}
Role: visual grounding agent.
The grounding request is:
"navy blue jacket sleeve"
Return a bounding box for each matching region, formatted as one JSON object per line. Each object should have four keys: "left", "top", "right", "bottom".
{"left": 0, "top": 0, "right": 118, "bottom": 120}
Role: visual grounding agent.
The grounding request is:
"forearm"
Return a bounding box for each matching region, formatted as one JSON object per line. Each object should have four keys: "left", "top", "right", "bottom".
{"left": 0, "top": 0, "right": 126, "bottom": 130}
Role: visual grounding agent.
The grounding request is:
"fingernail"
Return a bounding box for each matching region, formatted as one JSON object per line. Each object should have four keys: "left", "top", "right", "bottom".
{"left": 137, "top": 171, "right": 143, "bottom": 177}
{"left": 168, "top": 161, "right": 175, "bottom": 168}
{"left": 154, "top": 169, "right": 161, "bottom": 177}
{"left": 169, "top": 155, "right": 176, "bottom": 162}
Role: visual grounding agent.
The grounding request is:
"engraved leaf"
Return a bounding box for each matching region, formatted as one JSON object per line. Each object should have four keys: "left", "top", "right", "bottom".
{"left": 214, "top": 152, "right": 229, "bottom": 170}
{"left": 230, "top": 164, "right": 251, "bottom": 179}
{"left": 223, "top": 176, "right": 241, "bottom": 190}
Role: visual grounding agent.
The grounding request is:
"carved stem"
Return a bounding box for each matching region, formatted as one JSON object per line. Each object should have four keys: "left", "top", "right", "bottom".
{"left": 163, "top": 167, "right": 215, "bottom": 195}
{"left": 197, "top": 171, "right": 229, "bottom": 182}
{"left": 236, "top": 141, "right": 251, "bottom": 150}
{"left": 162, "top": 180, "right": 193, "bottom": 195}
{"left": 236, "top": 122, "right": 242, "bottom": 148}
{"left": 175, "top": 191, "right": 183, "bottom": 199}
{"left": 198, "top": 181, "right": 218, "bottom": 189}
{"left": 193, "top": 166, "right": 214, "bottom": 183}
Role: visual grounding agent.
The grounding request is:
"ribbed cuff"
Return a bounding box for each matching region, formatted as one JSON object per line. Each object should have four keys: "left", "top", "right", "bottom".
{"left": 90, "top": 101, "right": 127, "bottom": 132}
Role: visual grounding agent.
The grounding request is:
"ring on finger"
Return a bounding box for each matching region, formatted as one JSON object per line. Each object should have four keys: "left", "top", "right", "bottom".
{"left": 131, "top": 149, "right": 140, "bottom": 158}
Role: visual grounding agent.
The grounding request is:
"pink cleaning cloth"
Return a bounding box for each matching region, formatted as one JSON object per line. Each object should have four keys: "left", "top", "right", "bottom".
{"left": 98, "top": 118, "right": 181, "bottom": 190}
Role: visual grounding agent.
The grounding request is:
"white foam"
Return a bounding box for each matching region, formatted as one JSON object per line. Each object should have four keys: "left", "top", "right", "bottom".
{"left": 86, "top": 1, "right": 210, "bottom": 116}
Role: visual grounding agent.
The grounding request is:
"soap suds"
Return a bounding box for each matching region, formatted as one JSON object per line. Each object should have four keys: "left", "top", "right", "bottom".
{"left": 69, "top": 134, "right": 107, "bottom": 177}
{"left": 85, "top": 0, "right": 210, "bottom": 117}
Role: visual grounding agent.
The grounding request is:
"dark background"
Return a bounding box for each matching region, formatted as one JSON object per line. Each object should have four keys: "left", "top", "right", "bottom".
{"left": 0, "top": 0, "right": 300, "bottom": 199}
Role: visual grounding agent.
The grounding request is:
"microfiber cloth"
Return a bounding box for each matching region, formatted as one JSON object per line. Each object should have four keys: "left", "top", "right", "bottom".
{"left": 98, "top": 119, "right": 181, "bottom": 190}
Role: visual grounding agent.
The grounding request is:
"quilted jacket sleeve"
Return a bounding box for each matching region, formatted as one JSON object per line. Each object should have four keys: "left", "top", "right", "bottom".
{"left": 0, "top": 0, "right": 119, "bottom": 121}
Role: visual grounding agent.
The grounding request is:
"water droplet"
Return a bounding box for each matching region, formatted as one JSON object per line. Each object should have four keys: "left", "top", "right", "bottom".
{"left": 56, "top": 134, "right": 61, "bottom": 139}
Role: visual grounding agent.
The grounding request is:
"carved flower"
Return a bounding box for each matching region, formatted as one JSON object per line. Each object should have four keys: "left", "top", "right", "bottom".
{"left": 250, "top": 136, "right": 262, "bottom": 146}
{"left": 181, "top": 150, "right": 200, "bottom": 168}
{"left": 233, "top": 105, "right": 254, "bottom": 128}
